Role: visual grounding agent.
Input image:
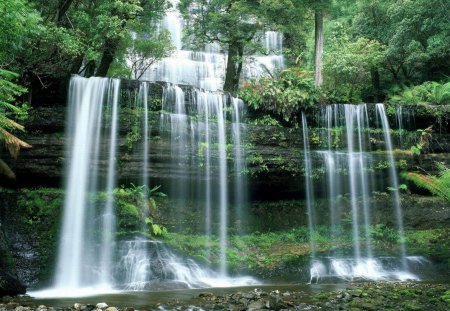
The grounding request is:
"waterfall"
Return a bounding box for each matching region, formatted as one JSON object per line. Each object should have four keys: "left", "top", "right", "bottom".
{"left": 54, "top": 76, "right": 120, "bottom": 291}
{"left": 306, "top": 104, "right": 416, "bottom": 282}
{"left": 232, "top": 98, "right": 246, "bottom": 233}
{"left": 376, "top": 104, "right": 408, "bottom": 270}
{"left": 99, "top": 79, "right": 120, "bottom": 286}
{"left": 301, "top": 113, "right": 316, "bottom": 259}
{"left": 140, "top": 0, "right": 284, "bottom": 89}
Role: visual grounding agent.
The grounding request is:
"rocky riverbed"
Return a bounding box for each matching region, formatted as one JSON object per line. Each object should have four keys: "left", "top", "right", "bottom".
{"left": 1, "top": 282, "right": 449, "bottom": 311}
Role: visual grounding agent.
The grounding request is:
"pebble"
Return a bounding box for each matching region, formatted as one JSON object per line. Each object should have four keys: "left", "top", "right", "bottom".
{"left": 246, "top": 300, "right": 265, "bottom": 311}
{"left": 6, "top": 303, "right": 19, "bottom": 309}
{"left": 105, "top": 307, "right": 117, "bottom": 311}
{"left": 95, "top": 304, "right": 108, "bottom": 310}
{"left": 198, "top": 292, "right": 214, "bottom": 298}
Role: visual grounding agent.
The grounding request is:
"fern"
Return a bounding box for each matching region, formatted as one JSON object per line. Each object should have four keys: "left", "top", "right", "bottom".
{"left": 403, "top": 165, "right": 450, "bottom": 202}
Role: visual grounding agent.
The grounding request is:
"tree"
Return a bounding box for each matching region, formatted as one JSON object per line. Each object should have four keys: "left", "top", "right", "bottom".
{"left": 11, "top": 0, "right": 170, "bottom": 93}
{"left": 314, "top": 9, "right": 324, "bottom": 86}
{"left": 180, "top": 0, "right": 302, "bottom": 93}
{"left": 324, "top": 35, "right": 385, "bottom": 102}
{"left": 127, "top": 31, "right": 175, "bottom": 79}
{"left": 0, "top": 70, "right": 31, "bottom": 179}
{"left": 353, "top": 0, "right": 450, "bottom": 85}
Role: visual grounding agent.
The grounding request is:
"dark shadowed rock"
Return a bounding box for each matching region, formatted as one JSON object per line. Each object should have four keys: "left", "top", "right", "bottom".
{"left": 0, "top": 271, "right": 26, "bottom": 297}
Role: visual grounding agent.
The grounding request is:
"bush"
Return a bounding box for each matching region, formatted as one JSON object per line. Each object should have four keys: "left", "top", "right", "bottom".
{"left": 239, "top": 68, "right": 319, "bottom": 124}
{"left": 389, "top": 81, "right": 450, "bottom": 105}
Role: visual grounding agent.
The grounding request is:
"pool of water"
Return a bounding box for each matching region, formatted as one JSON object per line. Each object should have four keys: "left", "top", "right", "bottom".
{"left": 27, "top": 284, "right": 347, "bottom": 309}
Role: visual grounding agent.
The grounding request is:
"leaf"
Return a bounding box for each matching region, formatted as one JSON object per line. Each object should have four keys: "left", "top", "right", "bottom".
{"left": 0, "top": 158, "right": 15, "bottom": 179}
{"left": 0, "top": 128, "right": 32, "bottom": 159}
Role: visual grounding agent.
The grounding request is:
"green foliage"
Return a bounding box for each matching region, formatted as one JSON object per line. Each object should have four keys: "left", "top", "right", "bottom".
{"left": 323, "top": 35, "right": 385, "bottom": 102}
{"left": 239, "top": 68, "right": 319, "bottom": 124}
{"left": 353, "top": 0, "right": 450, "bottom": 85}
{"left": 249, "top": 115, "right": 282, "bottom": 127}
{"left": 0, "top": 0, "right": 41, "bottom": 64}
{"left": 113, "top": 184, "right": 167, "bottom": 236}
{"left": 127, "top": 30, "right": 175, "bottom": 79}
{"left": 389, "top": 81, "right": 450, "bottom": 105}
{"left": 409, "top": 126, "right": 433, "bottom": 155}
{"left": 403, "top": 163, "right": 450, "bottom": 202}
{"left": 162, "top": 226, "right": 449, "bottom": 273}
{"left": 0, "top": 69, "right": 31, "bottom": 178}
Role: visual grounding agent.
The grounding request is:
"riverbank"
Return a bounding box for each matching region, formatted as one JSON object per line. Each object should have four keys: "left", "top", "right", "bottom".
{"left": 2, "top": 282, "right": 449, "bottom": 311}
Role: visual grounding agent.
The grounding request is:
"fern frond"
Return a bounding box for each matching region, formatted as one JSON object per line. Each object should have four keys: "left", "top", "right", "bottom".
{"left": 403, "top": 172, "right": 450, "bottom": 202}
{"left": 0, "top": 128, "right": 31, "bottom": 159}
{"left": 0, "top": 158, "right": 15, "bottom": 179}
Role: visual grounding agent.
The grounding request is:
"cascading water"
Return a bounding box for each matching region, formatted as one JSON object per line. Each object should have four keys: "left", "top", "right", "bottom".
{"left": 54, "top": 76, "right": 120, "bottom": 293}
{"left": 231, "top": 98, "right": 247, "bottom": 233}
{"left": 306, "top": 104, "right": 418, "bottom": 282}
{"left": 141, "top": 0, "right": 284, "bottom": 89}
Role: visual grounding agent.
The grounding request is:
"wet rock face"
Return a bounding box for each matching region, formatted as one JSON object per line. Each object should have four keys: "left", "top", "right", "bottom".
{"left": 0, "top": 230, "right": 26, "bottom": 297}
{"left": 3, "top": 101, "right": 450, "bottom": 196}
{"left": 0, "top": 271, "right": 26, "bottom": 297}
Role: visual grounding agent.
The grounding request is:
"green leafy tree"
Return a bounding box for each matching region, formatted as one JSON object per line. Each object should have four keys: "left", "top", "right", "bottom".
{"left": 0, "top": 70, "right": 31, "bottom": 179}
{"left": 353, "top": 0, "right": 450, "bottom": 85}
{"left": 180, "top": 0, "right": 307, "bottom": 93}
{"left": 324, "top": 35, "right": 385, "bottom": 102}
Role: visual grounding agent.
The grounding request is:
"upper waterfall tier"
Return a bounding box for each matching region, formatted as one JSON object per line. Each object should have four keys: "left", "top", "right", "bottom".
{"left": 139, "top": 1, "right": 284, "bottom": 91}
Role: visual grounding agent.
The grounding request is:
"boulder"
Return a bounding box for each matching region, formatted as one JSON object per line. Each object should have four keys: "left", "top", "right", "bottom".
{"left": 0, "top": 271, "right": 26, "bottom": 297}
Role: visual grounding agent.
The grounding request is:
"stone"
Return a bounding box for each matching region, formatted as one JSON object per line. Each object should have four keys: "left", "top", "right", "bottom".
{"left": 80, "top": 305, "right": 95, "bottom": 311}
{"left": 105, "top": 307, "right": 117, "bottom": 311}
{"left": 198, "top": 292, "right": 214, "bottom": 298}
{"left": 6, "top": 303, "right": 19, "bottom": 308}
{"left": 242, "top": 293, "right": 255, "bottom": 300}
{"left": 0, "top": 271, "right": 26, "bottom": 297}
{"left": 246, "top": 300, "right": 265, "bottom": 311}
{"left": 95, "top": 304, "right": 108, "bottom": 310}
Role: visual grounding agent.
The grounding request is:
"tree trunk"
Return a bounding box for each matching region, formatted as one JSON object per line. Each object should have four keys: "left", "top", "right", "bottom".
{"left": 56, "top": 0, "right": 75, "bottom": 24}
{"left": 96, "top": 40, "right": 118, "bottom": 77}
{"left": 223, "top": 40, "right": 243, "bottom": 94}
{"left": 371, "top": 69, "right": 382, "bottom": 102}
{"left": 314, "top": 10, "right": 324, "bottom": 87}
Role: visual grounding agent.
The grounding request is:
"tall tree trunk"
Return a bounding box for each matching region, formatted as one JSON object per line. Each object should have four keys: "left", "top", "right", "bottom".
{"left": 56, "top": 0, "right": 75, "bottom": 23}
{"left": 96, "top": 39, "right": 118, "bottom": 77}
{"left": 223, "top": 40, "right": 243, "bottom": 94}
{"left": 371, "top": 69, "right": 382, "bottom": 102}
{"left": 314, "top": 10, "right": 324, "bottom": 87}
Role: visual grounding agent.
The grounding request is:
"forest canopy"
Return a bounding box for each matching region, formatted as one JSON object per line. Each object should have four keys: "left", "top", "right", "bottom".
{"left": 0, "top": 0, "right": 448, "bottom": 105}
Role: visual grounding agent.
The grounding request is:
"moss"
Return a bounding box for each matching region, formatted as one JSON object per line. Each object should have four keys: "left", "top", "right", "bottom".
{"left": 11, "top": 188, "right": 64, "bottom": 285}
{"left": 161, "top": 226, "right": 450, "bottom": 275}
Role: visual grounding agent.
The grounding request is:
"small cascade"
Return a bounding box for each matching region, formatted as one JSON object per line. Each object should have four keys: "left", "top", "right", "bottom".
{"left": 54, "top": 76, "right": 120, "bottom": 291}
{"left": 376, "top": 104, "right": 408, "bottom": 270}
{"left": 305, "top": 104, "right": 414, "bottom": 282}
{"left": 231, "top": 98, "right": 247, "bottom": 233}
{"left": 301, "top": 113, "right": 316, "bottom": 259}
{"left": 245, "top": 31, "right": 285, "bottom": 78}
{"left": 118, "top": 239, "right": 256, "bottom": 290}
